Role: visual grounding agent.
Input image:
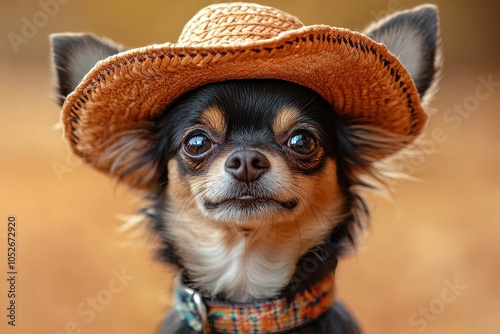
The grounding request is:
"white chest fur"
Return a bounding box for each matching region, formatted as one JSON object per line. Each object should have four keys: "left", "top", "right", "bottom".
{"left": 169, "top": 217, "right": 335, "bottom": 302}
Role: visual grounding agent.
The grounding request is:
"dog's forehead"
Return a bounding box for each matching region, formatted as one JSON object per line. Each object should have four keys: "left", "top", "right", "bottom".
{"left": 198, "top": 106, "right": 228, "bottom": 138}
{"left": 272, "top": 108, "right": 302, "bottom": 137}
{"left": 222, "top": 96, "right": 284, "bottom": 129}
{"left": 170, "top": 80, "right": 336, "bottom": 143}
{"left": 198, "top": 103, "right": 304, "bottom": 142}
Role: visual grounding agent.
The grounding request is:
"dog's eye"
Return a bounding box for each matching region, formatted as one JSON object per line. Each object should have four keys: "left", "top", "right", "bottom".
{"left": 287, "top": 131, "right": 317, "bottom": 155}
{"left": 184, "top": 133, "right": 213, "bottom": 156}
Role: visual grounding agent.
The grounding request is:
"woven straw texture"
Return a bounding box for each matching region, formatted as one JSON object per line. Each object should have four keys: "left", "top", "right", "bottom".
{"left": 61, "top": 2, "right": 427, "bottom": 171}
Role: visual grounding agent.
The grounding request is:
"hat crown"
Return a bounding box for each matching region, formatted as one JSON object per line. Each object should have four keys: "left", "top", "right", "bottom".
{"left": 178, "top": 3, "right": 304, "bottom": 45}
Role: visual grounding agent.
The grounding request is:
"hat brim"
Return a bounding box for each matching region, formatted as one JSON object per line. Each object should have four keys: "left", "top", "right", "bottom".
{"left": 62, "top": 25, "right": 426, "bottom": 169}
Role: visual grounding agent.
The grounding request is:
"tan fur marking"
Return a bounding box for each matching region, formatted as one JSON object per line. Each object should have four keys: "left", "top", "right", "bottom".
{"left": 166, "top": 159, "right": 203, "bottom": 219}
{"left": 272, "top": 107, "right": 301, "bottom": 137}
{"left": 199, "top": 106, "right": 227, "bottom": 138}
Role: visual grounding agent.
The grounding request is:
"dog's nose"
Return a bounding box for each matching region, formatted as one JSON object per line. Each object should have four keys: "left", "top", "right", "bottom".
{"left": 225, "top": 150, "right": 270, "bottom": 183}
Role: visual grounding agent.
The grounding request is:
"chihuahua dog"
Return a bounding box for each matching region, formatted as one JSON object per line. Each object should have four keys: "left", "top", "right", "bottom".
{"left": 51, "top": 3, "right": 440, "bottom": 334}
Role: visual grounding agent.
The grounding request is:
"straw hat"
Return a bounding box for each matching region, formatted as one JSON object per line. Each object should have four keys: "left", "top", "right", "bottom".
{"left": 61, "top": 2, "right": 427, "bottom": 167}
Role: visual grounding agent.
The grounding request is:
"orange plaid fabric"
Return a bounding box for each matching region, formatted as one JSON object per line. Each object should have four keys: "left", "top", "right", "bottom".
{"left": 174, "top": 272, "right": 336, "bottom": 333}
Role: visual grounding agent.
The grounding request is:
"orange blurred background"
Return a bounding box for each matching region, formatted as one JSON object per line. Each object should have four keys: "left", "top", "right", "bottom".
{"left": 1, "top": 0, "right": 499, "bottom": 333}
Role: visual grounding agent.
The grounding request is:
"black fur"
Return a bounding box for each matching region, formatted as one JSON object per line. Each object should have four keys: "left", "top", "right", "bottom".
{"left": 49, "top": 5, "right": 442, "bottom": 333}
{"left": 50, "top": 33, "right": 123, "bottom": 105}
{"left": 129, "top": 80, "right": 368, "bottom": 333}
{"left": 130, "top": 80, "right": 371, "bottom": 261}
{"left": 364, "top": 5, "right": 440, "bottom": 97}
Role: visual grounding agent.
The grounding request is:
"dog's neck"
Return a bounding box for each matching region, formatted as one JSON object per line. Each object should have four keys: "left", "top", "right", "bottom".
{"left": 174, "top": 269, "right": 337, "bottom": 333}
{"left": 166, "top": 215, "right": 341, "bottom": 302}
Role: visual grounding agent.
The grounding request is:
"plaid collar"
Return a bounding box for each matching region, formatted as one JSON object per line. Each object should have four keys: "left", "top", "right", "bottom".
{"left": 174, "top": 272, "right": 336, "bottom": 333}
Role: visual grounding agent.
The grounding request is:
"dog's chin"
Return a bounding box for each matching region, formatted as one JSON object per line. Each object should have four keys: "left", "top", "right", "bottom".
{"left": 201, "top": 196, "right": 298, "bottom": 226}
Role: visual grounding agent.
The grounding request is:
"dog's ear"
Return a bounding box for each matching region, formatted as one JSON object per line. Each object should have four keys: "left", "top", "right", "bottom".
{"left": 97, "top": 123, "right": 169, "bottom": 194}
{"left": 50, "top": 33, "right": 124, "bottom": 106}
{"left": 364, "top": 5, "right": 441, "bottom": 101}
